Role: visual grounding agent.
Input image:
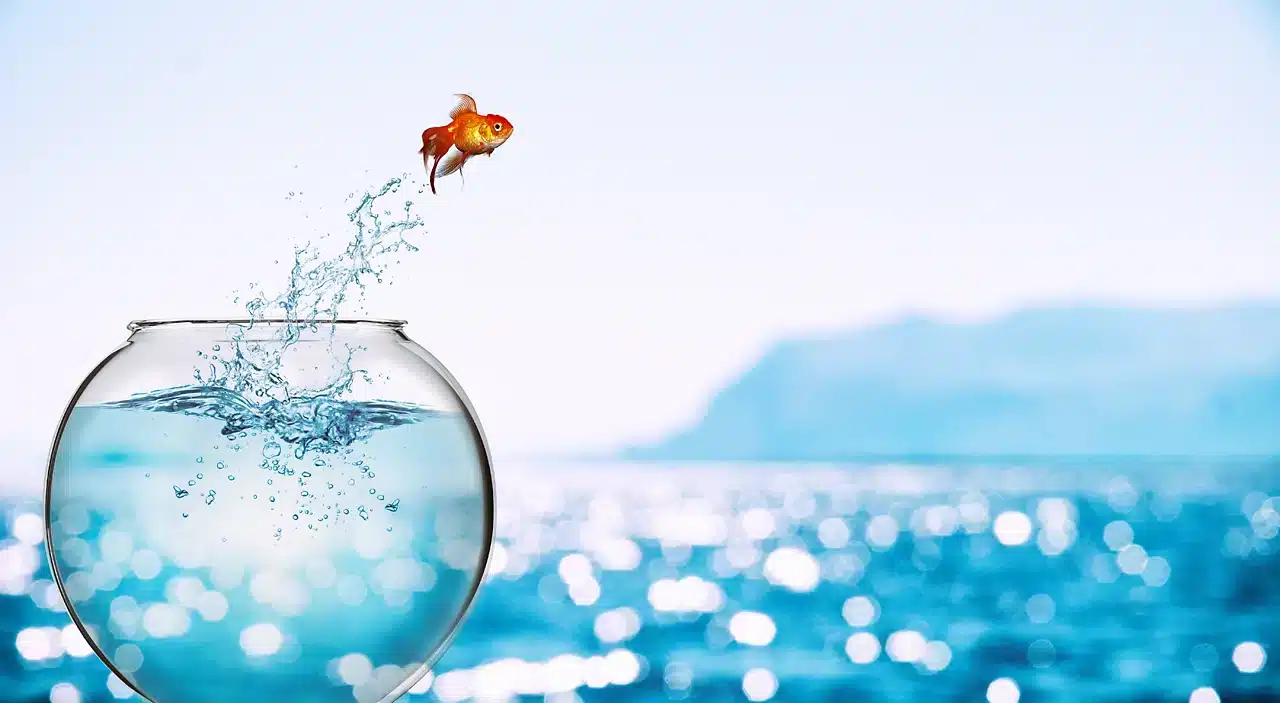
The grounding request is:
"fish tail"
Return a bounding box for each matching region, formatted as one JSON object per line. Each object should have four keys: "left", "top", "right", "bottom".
{"left": 420, "top": 126, "right": 453, "bottom": 156}
{"left": 424, "top": 147, "right": 440, "bottom": 192}
{"left": 420, "top": 126, "right": 454, "bottom": 195}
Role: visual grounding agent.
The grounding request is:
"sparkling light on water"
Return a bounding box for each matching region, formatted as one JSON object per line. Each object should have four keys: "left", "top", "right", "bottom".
{"left": 19, "top": 461, "right": 1280, "bottom": 700}
{"left": 728, "top": 612, "right": 776, "bottom": 647}
{"left": 239, "top": 624, "right": 284, "bottom": 657}
{"left": 841, "top": 595, "right": 879, "bottom": 627}
{"left": 1117, "top": 544, "right": 1149, "bottom": 575}
{"left": 61, "top": 625, "right": 93, "bottom": 658}
{"left": 1104, "top": 520, "right": 1134, "bottom": 551}
{"left": 196, "top": 590, "right": 229, "bottom": 622}
{"left": 762, "top": 547, "right": 820, "bottom": 593}
{"left": 1025, "top": 593, "right": 1055, "bottom": 624}
{"left": 921, "top": 640, "right": 952, "bottom": 673}
{"left": 817, "top": 517, "right": 850, "bottom": 549}
{"left": 866, "top": 515, "right": 900, "bottom": 550}
{"left": 987, "top": 677, "right": 1021, "bottom": 703}
{"left": 16, "top": 627, "right": 59, "bottom": 661}
{"left": 421, "top": 650, "right": 642, "bottom": 701}
{"left": 106, "top": 673, "right": 135, "bottom": 699}
{"left": 741, "top": 509, "right": 775, "bottom": 541}
{"left": 141, "top": 603, "right": 190, "bottom": 639}
{"left": 742, "top": 668, "right": 778, "bottom": 701}
{"left": 845, "top": 632, "right": 881, "bottom": 664}
{"left": 1189, "top": 687, "right": 1221, "bottom": 703}
{"left": 13, "top": 513, "right": 44, "bottom": 545}
{"left": 886, "top": 630, "right": 927, "bottom": 663}
{"left": 49, "top": 682, "right": 81, "bottom": 703}
{"left": 110, "top": 644, "right": 142, "bottom": 674}
{"left": 1141, "top": 555, "right": 1171, "bottom": 587}
{"left": 648, "top": 577, "right": 724, "bottom": 614}
{"left": 1232, "top": 641, "right": 1266, "bottom": 673}
{"left": 993, "top": 512, "right": 1033, "bottom": 547}
{"left": 338, "top": 653, "right": 374, "bottom": 686}
{"left": 594, "top": 607, "right": 642, "bottom": 644}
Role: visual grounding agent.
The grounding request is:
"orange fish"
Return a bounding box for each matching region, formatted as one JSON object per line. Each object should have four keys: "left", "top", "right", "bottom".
{"left": 419, "top": 94, "right": 513, "bottom": 194}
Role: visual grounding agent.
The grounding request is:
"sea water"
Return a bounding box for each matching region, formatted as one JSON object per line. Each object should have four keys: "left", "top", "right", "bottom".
{"left": 44, "top": 176, "right": 493, "bottom": 702}
{"left": 13, "top": 461, "right": 1280, "bottom": 702}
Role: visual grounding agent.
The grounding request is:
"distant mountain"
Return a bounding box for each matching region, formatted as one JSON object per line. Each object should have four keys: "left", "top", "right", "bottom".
{"left": 624, "top": 303, "right": 1280, "bottom": 460}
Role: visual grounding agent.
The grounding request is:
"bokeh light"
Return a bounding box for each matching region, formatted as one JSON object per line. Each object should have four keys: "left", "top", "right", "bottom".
{"left": 3, "top": 460, "right": 1276, "bottom": 700}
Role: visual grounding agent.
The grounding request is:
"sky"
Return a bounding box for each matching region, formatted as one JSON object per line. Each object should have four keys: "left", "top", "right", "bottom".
{"left": 0, "top": 1, "right": 1278, "bottom": 476}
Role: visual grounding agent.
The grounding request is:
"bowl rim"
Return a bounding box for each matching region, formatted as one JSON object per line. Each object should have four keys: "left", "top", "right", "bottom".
{"left": 127, "top": 318, "right": 408, "bottom": 331}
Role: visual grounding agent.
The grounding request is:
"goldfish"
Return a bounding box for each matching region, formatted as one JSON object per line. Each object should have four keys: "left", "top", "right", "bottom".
{"left": 419, "top": 94, "right": 513, "bottom": 194}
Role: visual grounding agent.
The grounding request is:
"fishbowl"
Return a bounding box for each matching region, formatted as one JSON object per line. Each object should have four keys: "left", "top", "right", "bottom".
{"left": 43, "top": 319, "right": 495, "bottom": 703}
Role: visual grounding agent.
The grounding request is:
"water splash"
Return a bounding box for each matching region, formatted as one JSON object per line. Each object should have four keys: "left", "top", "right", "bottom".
{"left": 101, "top": 174, "right": 436, "bottom": 528}
{"left": 195, "top": 176, "right": 426, "bottom": 404}
{"left": 104, "top": 386, "right": 438, "bottom": 457}
{"left": 111, "top": 174, "right": 430, "bottom": 440}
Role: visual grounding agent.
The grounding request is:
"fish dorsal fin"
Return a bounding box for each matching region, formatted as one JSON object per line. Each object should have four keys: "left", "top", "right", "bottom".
{"left": 450, "top": 94, "right": 478, "bottom": 120}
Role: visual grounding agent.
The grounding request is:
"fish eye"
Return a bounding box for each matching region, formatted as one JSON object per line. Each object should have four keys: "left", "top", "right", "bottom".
{"left": 493, "top": 123, "right": 504, "bottom": 132}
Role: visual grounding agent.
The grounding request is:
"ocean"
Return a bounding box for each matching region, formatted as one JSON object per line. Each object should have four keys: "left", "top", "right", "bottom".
{"left": 3, "top": 459, "right": 1278, "bottom": 702}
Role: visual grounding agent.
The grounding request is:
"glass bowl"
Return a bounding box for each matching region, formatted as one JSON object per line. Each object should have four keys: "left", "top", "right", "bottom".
{"left": 44, "top": 319, "right": 494, "bottom": 703}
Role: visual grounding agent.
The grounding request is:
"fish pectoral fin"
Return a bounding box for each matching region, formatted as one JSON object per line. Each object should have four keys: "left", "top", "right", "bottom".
{"left": 449, "top": 93, "right": 478, "bottom": 120}
{"left": 435, "top": 149, "right": 469, "bottom": 179}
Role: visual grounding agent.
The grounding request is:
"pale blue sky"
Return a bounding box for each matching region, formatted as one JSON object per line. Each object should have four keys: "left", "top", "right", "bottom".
{"left": 0, "top": 1, "right": 1277, "bottom": 471}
